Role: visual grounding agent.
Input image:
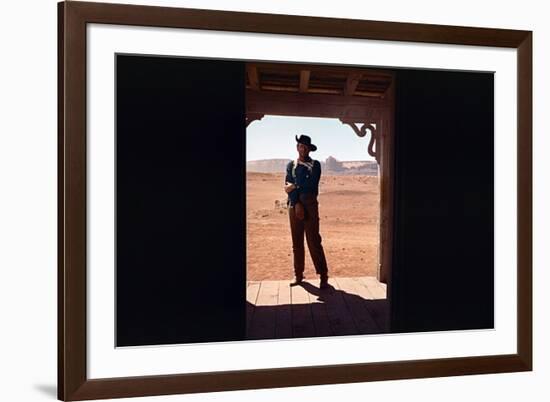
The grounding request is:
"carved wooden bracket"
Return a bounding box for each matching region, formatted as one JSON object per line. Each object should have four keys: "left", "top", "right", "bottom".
{"left": 340, "top": 119, "right": 379, "bottom": 163}
{"left": 246, "top": 113, "right": 265, "bottom": 127}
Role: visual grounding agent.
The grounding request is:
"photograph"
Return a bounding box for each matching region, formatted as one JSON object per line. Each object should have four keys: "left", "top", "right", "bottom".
{"left": 115, "top": 55, "right": 494, "bottom": 346}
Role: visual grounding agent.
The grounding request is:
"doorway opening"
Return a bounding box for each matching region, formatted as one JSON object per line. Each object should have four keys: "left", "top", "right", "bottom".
{"left": 244, "top": 62, "right": 395, "bottom": 340}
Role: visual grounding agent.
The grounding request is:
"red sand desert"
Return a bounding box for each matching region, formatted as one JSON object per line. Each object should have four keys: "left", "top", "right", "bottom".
{"left": 247, "top": 172, "right": 380, "bottom": 281}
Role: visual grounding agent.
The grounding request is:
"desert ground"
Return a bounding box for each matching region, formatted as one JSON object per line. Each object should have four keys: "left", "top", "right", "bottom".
{"left": 247, "top": 172, "right": 380, "bottom": 281}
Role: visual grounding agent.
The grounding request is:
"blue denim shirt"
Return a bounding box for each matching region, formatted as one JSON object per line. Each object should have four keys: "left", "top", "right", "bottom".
{"left": 285, "top": 158, "right": 321, "bottom": 207}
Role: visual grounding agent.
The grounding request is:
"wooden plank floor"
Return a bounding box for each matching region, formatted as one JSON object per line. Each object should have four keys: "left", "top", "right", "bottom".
{"left": 246, "top": 276, "right": 389, "bottom": 340}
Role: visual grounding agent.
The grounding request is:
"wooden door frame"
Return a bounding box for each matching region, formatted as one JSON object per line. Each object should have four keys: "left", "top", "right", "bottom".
{"left": 377, "top": 77, "right": 396, "bottom": 286}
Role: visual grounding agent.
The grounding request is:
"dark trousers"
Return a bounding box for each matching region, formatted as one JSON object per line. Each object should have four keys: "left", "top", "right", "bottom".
{"left": 288, "top": 193, "right": 329, "bottom": 279}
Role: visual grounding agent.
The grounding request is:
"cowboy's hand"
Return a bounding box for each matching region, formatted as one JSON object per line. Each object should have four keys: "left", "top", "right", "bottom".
{"left": 284, "top": 183, "right": 296, "bottom": 193}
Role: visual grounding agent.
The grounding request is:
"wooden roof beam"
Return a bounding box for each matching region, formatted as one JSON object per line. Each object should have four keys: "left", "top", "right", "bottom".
{"left": 345, "top": 73, "right": 362, "bottom": 96}
{"left": 247, "top": 65, "right": 260, "bottom": 90}
{"left": 247, "top": 62, "right": 394, "bottom": 80}
{"left": 299, "top": 70, "right": 311, "bottom": 93}
{"left": 246, "top": 89, "right": 390, "bottom": 120}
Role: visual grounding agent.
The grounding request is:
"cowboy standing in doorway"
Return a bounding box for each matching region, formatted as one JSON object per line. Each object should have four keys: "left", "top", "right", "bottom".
{"left": 284, "top": 135, "right": 330, "bottom": 289}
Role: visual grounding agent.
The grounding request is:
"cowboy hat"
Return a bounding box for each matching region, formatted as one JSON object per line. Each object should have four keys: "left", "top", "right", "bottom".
{"left": 295, "top": 134, "right": 317, "bottom": 152}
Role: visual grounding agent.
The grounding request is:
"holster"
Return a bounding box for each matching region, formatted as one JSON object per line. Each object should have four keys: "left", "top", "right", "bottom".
{"left": 294, "top": 201, "right": 305, "bottom": 220}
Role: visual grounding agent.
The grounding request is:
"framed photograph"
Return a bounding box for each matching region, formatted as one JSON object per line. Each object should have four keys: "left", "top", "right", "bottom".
{"left": 58, "top": 1, "right": 532, "bottom": 400}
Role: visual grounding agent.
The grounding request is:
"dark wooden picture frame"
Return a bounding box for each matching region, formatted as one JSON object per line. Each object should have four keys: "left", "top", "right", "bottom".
{"left": 58, "top": 1, "right": 532, "bottom": 400}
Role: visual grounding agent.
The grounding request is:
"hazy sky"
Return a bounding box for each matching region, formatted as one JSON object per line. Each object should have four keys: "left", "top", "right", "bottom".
{"left": 246, "top": 115, "right": 376, "bottom": 162}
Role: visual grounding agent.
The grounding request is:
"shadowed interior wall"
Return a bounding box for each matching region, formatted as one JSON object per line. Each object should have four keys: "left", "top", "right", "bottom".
{"left": 116, "top": 55, "right": 246, "bottom": 346}
{"left": 391, "top": 69, "right": 494, "bottom": 332}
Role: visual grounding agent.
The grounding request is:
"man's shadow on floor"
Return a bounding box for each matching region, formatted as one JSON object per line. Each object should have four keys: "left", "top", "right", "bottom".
{"left": 300, "top": 280, "right": 334, "bottom": 301}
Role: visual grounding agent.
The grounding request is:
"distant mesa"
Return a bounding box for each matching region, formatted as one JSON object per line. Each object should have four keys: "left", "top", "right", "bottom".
{"left": 247, "top": 159, "right": 291, "bottom": 173}
{"left": 324, "top": 156, "right": 378, "bottom": 175}
{"left": 247, "top": 156, "right": 378, "bottom": 176}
